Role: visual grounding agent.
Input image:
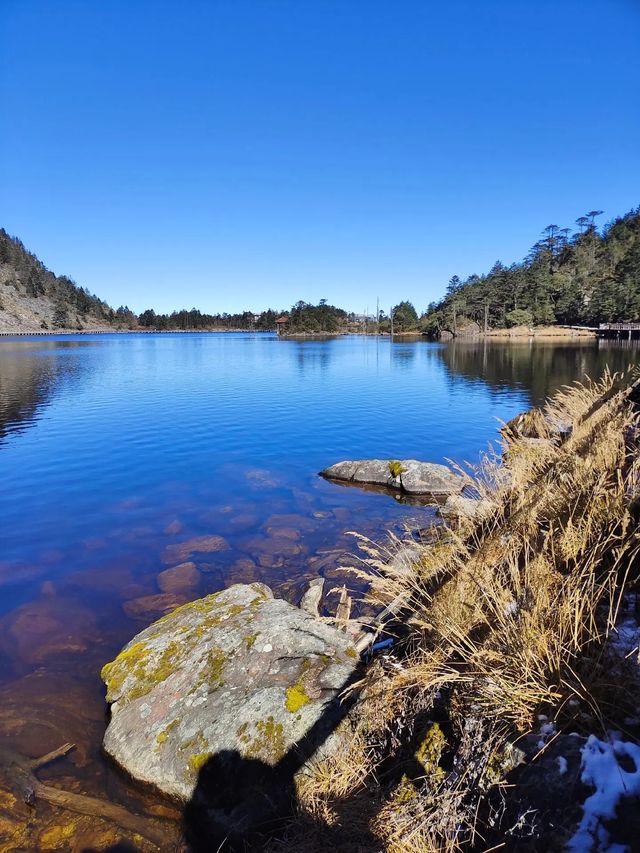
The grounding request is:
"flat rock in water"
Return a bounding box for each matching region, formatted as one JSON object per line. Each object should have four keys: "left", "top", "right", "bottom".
{"left": 162, "top": 534, "right": 230, "bottom": 565}
{"left": 101, "top": 583, "right": 359, "bottom": 802}
{"left": 320, "top": 459, "right": 464, "bottom": 496}
{"left": 157, "top": 562, "right": 200, "bottom": 595}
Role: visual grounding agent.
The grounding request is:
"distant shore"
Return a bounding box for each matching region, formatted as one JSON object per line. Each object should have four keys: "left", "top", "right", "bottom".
{"left": 0, "top": 324, "right": 598, "bottom": 339}
{"left": 0, "top": 327, "right": 274, "bottom": 337}
{"left": 485, "top": 324, "right": 596, "bottom": 339}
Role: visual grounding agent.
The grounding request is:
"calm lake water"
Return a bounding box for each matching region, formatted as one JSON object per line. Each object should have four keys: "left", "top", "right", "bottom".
{"left": 0, "top": 332, "right": 638, "bottom": 846}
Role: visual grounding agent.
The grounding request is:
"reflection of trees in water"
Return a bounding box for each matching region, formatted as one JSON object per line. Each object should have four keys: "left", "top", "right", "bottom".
{"left": 436, "top": 341, "right": 640, "bottom": 406}
{"left": 0, "top": 341, "right": 89, "bottom": 442}
{"left": 390, "top": 343, "right": 417, "bottom": 369}
{"left": 290, "top": 339, "right": 335, "bottom": 374}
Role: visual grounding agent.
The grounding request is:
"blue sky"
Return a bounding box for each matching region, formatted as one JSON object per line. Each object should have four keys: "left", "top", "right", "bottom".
{"left": 1, "top": 1, "right": 639, "bottom": 315}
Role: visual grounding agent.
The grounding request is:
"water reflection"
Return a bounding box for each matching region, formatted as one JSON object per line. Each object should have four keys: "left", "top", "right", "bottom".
{"left": 390, "top": 341, "right": 417, "bottom": 369}
{"left": 436, "top": 339, "right": 640, "bottom": 406}
{"left": 288, "top": 337, "right": 335, "bottom": 374}
{"left": 0, "top": 338, "right": 91, "bottom": 442}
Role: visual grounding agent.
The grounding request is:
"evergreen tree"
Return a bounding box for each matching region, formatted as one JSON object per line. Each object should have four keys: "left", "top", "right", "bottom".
{"left": 392, "top": 301, "right": 419, "bottom": 331}
{"left": 421, "top": 207, "right": 640, "bottom": 336}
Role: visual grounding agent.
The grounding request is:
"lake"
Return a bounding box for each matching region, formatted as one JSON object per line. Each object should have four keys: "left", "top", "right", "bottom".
{"left": 0, "top": 332, "right": 638, "bottom": 846}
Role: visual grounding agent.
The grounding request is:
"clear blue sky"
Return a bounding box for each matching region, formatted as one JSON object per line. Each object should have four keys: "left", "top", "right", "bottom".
{"left": 1, "top": 1, "right": 639, "bottom": 315}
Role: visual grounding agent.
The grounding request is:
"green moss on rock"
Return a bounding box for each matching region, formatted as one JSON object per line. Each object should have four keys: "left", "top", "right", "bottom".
{"left": 244, "top": 717, "right": 286, "bottom": 763}
{"left": 285, "top": 683, "right": 310, "bottom": 713}
{"left": 415, "top": 722, "right": 446, "bottom": 782}
{"left": 156, "top": 718, "right": 180, "bottom": 747}
{"left": 206, "top": 647, "right": 226, "bottom": 689}
{"left": 188, "top": 752, "right": 212, "bottom": 774}
{"left": 101, "top": 641, "right": 150, "bottom": 698}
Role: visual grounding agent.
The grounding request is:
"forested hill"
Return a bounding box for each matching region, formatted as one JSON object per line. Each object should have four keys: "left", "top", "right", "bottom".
{"left": 0, "top": 228, "right": 131, "bottom": 332}
{"left": 422, "top": 207, "right": 640, "bottom": 336}
{"left": 3, "top": 206, "right": 639, "bottom": 335}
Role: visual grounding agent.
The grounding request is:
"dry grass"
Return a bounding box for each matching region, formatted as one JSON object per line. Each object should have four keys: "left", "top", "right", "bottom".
{"left": 276, "top": 369, "right": 640, "bottom": 852}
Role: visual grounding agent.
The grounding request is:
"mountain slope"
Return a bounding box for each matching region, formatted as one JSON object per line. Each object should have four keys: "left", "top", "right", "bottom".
{"left": 0, "top": 229, "right": 131, "bottom": 333}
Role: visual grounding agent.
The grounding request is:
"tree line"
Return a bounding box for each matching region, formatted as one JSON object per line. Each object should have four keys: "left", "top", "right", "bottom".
{"left": 3, "top": 205, "right": 638, "bottom": 333}
{"left": 137, "top": 308, "right": 279, "bottom": 331}
{"left": 421, "top": 206, "right": 640, "bottom": 337}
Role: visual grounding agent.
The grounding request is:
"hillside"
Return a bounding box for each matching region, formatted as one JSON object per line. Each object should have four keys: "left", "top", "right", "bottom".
{"left": 421, "top": 206, "right": 640, "bottom": 337}
{"left": 4, "top": 206, "right": 639, "bottom": 336}
{"left": 0, "top": 229, "right": 131, "bottom": 333}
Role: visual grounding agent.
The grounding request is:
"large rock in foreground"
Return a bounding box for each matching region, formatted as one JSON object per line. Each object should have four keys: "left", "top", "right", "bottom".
{"left": 101, "top": 583, "right": 359, "bottom": 802}
{"left": 320, "top": 459, "right": 464, "bottom": 496}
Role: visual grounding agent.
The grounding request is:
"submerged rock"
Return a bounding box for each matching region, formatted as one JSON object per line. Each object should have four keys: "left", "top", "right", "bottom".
{"left": 162, "top": 534, "right": 230, "bottom": 565}
{"left": 122, "top": 593, "right": 186, "bottom": 620}
{"left": 320, "top": 459, "right": 464, "bottom": 496}
{"left": 157, "top": 562, "right": 200, "bottom": 595}
{"left": 1, "top": 596, "right": 100, "bottom": 666}
{"left": 101, "top": 583, "right": 359, "bottom": 802}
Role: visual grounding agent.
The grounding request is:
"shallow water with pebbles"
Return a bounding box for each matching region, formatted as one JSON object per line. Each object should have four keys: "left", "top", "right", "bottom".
{"left": 0, "top": 332, "right": 637, "bottom": 849}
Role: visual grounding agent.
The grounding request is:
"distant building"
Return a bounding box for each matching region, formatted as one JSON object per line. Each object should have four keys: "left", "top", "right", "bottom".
{"left": 275, "top": 315, "right": 290, "bottom": 335}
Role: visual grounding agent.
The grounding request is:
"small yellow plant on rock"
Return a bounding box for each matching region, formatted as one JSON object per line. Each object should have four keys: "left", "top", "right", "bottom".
{"left": 388, "top": 460, "right": 406, "bottom": 482}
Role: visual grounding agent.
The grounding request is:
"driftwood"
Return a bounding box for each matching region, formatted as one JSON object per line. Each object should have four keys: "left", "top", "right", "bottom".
{"left": 0, "top": 742, "right": 170, "bottom": 848}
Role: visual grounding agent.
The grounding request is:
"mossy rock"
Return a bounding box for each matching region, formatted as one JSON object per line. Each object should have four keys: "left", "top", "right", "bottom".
{"left": 101, "top": 583, "right": 359, "bottom": 802}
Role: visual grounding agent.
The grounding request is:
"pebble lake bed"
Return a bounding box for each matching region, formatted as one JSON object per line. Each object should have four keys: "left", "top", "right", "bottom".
{"left": 1, "top": 332, "right": 639, "bottom": 850}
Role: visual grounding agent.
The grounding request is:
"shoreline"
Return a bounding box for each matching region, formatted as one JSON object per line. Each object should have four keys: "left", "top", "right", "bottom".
{"left": 0, "top": 325, "right": 599, "bottom": 339}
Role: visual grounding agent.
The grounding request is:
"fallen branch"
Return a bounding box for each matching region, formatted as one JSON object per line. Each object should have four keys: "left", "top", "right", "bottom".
{"left": 0, "top": 742, "right": 170, "bottom": 848}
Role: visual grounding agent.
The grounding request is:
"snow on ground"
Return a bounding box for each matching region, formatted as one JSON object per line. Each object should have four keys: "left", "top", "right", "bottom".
{"left": 608, "top": 594, "right": 640, "bottom": 663}
{"left": 565, "top": 595, "right": 640, "bottom": 851}
{"left": 567, "top": 733, "right": 640, "bottom": 853}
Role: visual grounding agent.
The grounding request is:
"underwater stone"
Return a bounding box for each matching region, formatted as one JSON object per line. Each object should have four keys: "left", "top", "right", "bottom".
{"left": 157, "top": 562, "right": 200, "bottom": 595}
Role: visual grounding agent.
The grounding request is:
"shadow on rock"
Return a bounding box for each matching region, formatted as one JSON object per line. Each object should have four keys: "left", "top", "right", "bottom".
{"left": 183, "top": 653, "right": 437, "bottom": 852}
{"left": 182, "top": 660, "right": 386, "bottom": 851}
{"left": 184, "top": 749, "right": 296, "bottom": 851}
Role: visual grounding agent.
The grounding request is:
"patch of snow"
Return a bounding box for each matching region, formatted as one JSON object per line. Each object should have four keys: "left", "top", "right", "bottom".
{"left": 504, "top": 599, "right": 518, "bottom": 616}
{"left": 607, "top": 595, "right": 640, "bottom": 663}
{"left": 567, "top": 732, "right": 640, "bottom": 853}
{"left": 557, "top": 755, "right": 568, "bottom": 775}
{"left": 536, "top": 719, "right": 557, "bottom": 751}
{"left": 610, "top": 619, "right": 640, "bottom": 661}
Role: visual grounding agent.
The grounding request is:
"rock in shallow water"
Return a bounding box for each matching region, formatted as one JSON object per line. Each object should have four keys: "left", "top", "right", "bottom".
{"left": 101, "top": 583, "right": 359, "bottom": 802}
{"left": 320, "top": 459, "right": 464, "bottom": 496}
{"left": 157, "top": 561, "right": 200, "bottom": 595}
{"left": 162, "top": 534, "right": 230, "bottom": 565}
{"left": 122, "top": 592, "right": 186, "bottom": 620}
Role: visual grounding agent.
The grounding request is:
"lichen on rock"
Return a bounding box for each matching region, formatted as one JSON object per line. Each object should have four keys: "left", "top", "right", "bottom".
{"left": 101, "top": 583, "right": 359, "bottom": 802}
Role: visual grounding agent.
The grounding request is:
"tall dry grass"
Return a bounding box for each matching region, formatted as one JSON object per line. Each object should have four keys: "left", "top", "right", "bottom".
{"left": 274, "top": 369, "right": 640, "bottom": 853}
